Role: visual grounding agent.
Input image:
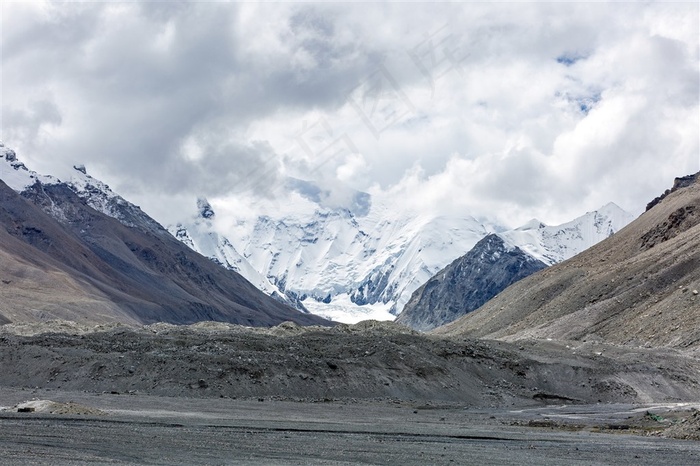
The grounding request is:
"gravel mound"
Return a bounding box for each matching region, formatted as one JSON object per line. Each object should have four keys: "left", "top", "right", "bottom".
{"left": 0, "top": 320, "right": 128, "bottom": 337}
{"left": 663, "top": 410, "right": 700, "bottom": 440}
{"left": 1, "top": 322, "right": 700, "bottom": 407}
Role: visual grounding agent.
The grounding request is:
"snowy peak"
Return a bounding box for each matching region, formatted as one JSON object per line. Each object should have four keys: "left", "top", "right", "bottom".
{"left": 68, "top": 163, "right": 120, "bottom": 208}
{"left": 0, "top": 145, "right": 164, "bottom": 237}
{"left": 66, "top": 164, "right": 166, "bottom": 234}
{"left": 197, "top": 197, "right": 215, "bottom": 220}
{"left": 168, "top": 199, "right": 308, "bottom": 312}
{"left": 0, "top": 146, "right": 166, "bottom": 237}
{"left": 172, "top": 223, "right": 197, "bottom": 250}
{"left": 501, "top": 203, "right": 634, "bottom": 265}
{"left": 0, "top": 143, "right": 59, "bottom": 191}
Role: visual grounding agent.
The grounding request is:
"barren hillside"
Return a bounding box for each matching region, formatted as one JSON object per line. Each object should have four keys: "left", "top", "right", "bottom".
{"left": 0, "top": 179, "right": 330, "bottom": 327}
{"left": 436, "top": 173, "right": 700, "bottom": 350}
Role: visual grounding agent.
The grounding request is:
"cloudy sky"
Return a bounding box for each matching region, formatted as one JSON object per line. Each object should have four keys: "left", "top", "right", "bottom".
{"left": 2, "top": 1, "right": 698, "bottom": 227}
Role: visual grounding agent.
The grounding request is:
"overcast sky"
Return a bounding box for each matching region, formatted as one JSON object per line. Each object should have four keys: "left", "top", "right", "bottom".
{"left": 2, "top": 1, "right": 698, "bottom": 227}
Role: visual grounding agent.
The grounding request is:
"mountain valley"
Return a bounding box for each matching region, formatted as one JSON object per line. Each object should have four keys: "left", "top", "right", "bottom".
{"left": 2, "top": 142, "right": 700, "bottom": 463}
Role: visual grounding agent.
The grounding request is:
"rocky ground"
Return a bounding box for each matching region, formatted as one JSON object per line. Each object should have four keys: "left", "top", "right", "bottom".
{"left": 2, "top": 320, "right": 700, "bottom": 464}
{"left": 2, "top": 387, "right": 700, "bottom": 465}
{"left": 1, "top": 320, "right": 699, "bottom": 406}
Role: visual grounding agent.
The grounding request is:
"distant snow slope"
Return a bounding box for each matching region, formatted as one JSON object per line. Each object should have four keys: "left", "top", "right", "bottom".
{"left": 214, "top": 178, "right": 491, "bottom": 323}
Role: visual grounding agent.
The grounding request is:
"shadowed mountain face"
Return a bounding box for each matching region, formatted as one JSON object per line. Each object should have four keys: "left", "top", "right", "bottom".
{"left": 0, "top": 179, "right": 330, "bottom": 327}
{"left": 397, "top": 235, "right": 547, "bottom": 331}
{"left": 436, "top": 173, "right": 700, "bottom": 351}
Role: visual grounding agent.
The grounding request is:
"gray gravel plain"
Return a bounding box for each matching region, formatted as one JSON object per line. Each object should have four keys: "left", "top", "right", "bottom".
{"left": 2, "top": 387, "right": 700, "bottom": 465}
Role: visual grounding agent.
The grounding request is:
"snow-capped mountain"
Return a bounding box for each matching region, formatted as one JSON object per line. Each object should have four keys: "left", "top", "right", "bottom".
{"left": 0, "top": 143, "right": 154, "bottom": 229}
{"left": 0, "top": 144, "right": 58, "bottom": 191}
{"left": 66, "top": 164, "right": 168, "bottom": 235}
{"left": 167, "top": 199, "right": 307, "bottom": 311}
{"left": 499, "top": 202, "right": 635, "bottom": 265}
{"left": 397, "top": 203, "right": 635, "bottom": 331}
{"left": 0, "top": 143, "right": 328, "bottom": 327}
{"left": 0, "top": 147, "right": 162, "bottom": 234}
{"left": 191, "top": 180, "right": 634, "bottom": 324}
{"left": 210, "top": 178, "right": 492, "bottom": 323}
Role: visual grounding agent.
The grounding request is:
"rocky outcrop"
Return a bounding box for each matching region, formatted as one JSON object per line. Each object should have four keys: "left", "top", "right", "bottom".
{"left": 640, "top": 205, "right": 698, "bottom": 250}
{"left": 645, "top": 173, "right": 699, "bottom": 211}
{"left": 397, "top": 235, "right": 547, "bottom": 331}
{"left": 197, "top": 198, "right": 215, "bottom": 219}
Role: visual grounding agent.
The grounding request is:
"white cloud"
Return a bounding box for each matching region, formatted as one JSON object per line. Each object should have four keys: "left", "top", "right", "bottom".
{"left": 336, "top": 152, "right": 368, "bottom": 184}
{"left": 2, "top": 2, "right": 698, "bottom": 228}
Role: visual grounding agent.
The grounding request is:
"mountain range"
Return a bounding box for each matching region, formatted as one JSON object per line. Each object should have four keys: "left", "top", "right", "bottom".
{"left": 0, "top": 141, "right": 636, "bottom": 330}
{"left": 173, "top": 178, "right": 633, "bottom": 324}
{"left": 0, "top": 143, "right": 329, "bottom": 327}
{"left": 169, "top": 177, "right": 493, "bottom": 322}
{"left": 397, "top": 202, "right": 634, "bottom": 331}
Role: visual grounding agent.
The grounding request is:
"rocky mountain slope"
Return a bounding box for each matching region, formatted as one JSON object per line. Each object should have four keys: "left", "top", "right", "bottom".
{"left": 397, "top": 235, "right": 548, "bottom": 331}
{"left": 0, "top": 144, "right": 329, "bottom": 327}
{"left": 436, "top": 172, "right": 700, "bottom": 350}
{"left": 398, "top": 204, "right": 633, "bottom": 331}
